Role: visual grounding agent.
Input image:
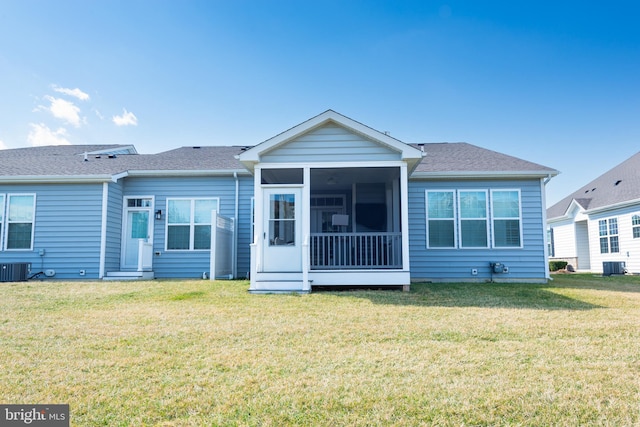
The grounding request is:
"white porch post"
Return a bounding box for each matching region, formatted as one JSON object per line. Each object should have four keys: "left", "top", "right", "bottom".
{"left": 250, "top": 167, "right": 262, "bottom": 289}
{"left": 400, "top": 164, "right": 411, "bottom": 279}
{"left": 302, "top": 167, "right": 311, "bottom": 291}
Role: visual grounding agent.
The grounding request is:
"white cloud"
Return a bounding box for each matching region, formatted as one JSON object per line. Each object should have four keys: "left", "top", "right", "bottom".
{"left": 52, "top": 85, "right": 90, "bottom": 101}
{"left": 112, "top": 109, "right": 138, "bottom": 126}
{"left": 0, "top": 139, "right": 7, "bottom": 150}
{"left": 40, "top": 95, "right": 83, "bottom": 127}
{"left": 27, "top": 123, "right": 71, "bottom": 146}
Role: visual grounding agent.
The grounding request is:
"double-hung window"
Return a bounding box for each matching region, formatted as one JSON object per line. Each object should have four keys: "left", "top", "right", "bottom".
{"left": 426, "top": 191, "right": 456, "bottom": 248}
{"left": 3, "top": 194, "right": 36, "bottom": 250}
{"left": 425, "top": 189, "right": 522, "bottom": 249}
{"left": 491, "top": 190, "right": 522, "bottom": 247}
{"left": 599, "top": 218, "right": 619, "bottom": 253}
{"left": 632, "top": 215, "right": 640, "bottom": 239}
{"left": 166, "top": 198, "right": 219, "bottom": 250}
{"left": 458, "top": 191, "right": 488, "bottom": 248}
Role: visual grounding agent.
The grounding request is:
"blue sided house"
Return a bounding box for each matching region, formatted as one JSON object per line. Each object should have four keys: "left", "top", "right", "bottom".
{"left": 0, "top": 110, "right": 558, "bottom": 291}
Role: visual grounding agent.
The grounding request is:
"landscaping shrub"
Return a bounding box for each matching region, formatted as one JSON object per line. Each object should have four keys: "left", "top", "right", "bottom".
{"left": 549, "top": 260, "right": 568, "bottom": 271}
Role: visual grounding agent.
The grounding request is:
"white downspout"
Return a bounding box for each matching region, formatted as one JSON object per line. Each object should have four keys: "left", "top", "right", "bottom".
{"left": 99, "top": 182, "right": 109, "bottom": 279}
{"left": 233, "top": 172, "right": 239, "bottom": 279}
{"left": 541, "top": 176, "right": 551, "bottom": 280}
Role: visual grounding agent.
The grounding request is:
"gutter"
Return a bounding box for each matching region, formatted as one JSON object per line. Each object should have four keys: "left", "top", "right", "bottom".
{"left": 410, "top": 170, "right": 560, "bottom": 179}
{"left": 0, "top": 175, "right": 117, "bottom": 184}
{"left": 0, "top": 169, "right": 251, "bottom": 184}
{"left": 126, "top": 169, "right": 250, "bottom": 177}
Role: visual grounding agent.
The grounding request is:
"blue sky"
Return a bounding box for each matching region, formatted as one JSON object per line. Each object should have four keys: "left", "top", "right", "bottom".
{"left": 1, "top": 1, "right": 638, "bottom": 207}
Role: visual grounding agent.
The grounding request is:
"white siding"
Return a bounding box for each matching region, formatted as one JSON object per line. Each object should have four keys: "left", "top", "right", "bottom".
{"left": 261, "top": 124, "right": 402, "bottom": 163}
{"left": 588, "top": 206, "right": 640, "bottom": 274}
{"left": 549, "top": 220, "right": 576, "bottom": 258}
{"left": 574, "top": 221, "right": 591, "bottom": 270}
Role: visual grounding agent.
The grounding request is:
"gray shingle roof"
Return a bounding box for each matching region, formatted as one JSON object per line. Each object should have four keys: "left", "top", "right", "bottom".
{"left": 0, "top": 145, "right": 248, "bottom": 179}
{"left": 0, "top": 142, "right": 557, "bottom": 181}
{"left": 413, "top": 142, "right": 556, "bottom": 175}
{"left": 547, "top": 151, "right": 640, "bottom": 219}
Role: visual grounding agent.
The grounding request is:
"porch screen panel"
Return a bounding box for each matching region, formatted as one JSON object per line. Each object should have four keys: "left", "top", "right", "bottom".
{"left": 426, "top": 191, "right": 455, "bottom": 248}
{"left": 269, "top": 194, "right": 295, "bottom": 246}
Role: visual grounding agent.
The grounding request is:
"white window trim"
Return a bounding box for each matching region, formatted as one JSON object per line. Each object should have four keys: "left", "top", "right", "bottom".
{"left": 0, "top": 194, "right": 4, "bottom": 251}
{"left": 425, "top": 189, "right": 524, "bottom": 250}
{"left": 599, "top": 217, "right": 619, "bottom": 254}
{"left": 4, "top": 193, "right": 36, "bottom": 251}
{"left": 632, "top": 214, "right": 640, "bottom": 239}
{"left": 165, "top": 197, "right": 220, "bottom": 251}
{"left": 425, "top": 190, "right": 458, "bottom": 249}
{"left": 458, "top": 190, "right": 489, "bottom": 249}
{"left": 490, "top": 189, "right": 524, "bottom": 249}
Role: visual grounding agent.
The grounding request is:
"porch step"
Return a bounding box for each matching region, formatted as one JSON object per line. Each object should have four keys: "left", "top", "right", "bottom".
{"left": 249, "top": 280, "right": 310, "bottom": 294}
{"left": 104, "top": 271, "right": 155, "bottom": 281}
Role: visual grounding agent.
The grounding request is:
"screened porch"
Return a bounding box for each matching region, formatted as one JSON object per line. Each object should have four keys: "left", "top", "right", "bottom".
{"left": 308, "top": 167, "right": 403, "bottom": 270}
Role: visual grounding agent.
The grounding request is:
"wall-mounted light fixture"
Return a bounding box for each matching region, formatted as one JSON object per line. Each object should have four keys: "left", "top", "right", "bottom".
{"left": 155, "top": 210, "right": 163, "bottom": 220}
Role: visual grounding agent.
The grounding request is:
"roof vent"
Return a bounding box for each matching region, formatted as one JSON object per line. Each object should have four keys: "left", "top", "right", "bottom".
{"left": 193, "top": 146, "right": 201, "bottom": 149}
{"left": 615, "top": 180, "right": 622, "bottom": 186}
{"left": 108, "top": 154, "right": 117, "bottom": 159}
{"left": 83, "top": 152, "right": 88, "bottom": 162}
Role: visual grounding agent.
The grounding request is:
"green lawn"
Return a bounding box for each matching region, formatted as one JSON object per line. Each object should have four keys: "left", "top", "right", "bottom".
{"left": 1, "top": 274, "right": 639, "bottom": 426}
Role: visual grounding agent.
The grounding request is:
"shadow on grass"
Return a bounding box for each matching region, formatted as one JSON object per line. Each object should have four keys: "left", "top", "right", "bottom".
{"left": 315, "top": 282, "right": 601, "bottom": 310}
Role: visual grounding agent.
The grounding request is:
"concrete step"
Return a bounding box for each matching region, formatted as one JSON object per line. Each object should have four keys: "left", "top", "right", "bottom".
{"left": 104, "top": 271, "right": 155, "bottom": 281}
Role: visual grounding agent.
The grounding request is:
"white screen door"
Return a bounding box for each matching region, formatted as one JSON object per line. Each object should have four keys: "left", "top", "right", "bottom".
{"left": 262, "top": 188, "right": 302, "bottom": 272}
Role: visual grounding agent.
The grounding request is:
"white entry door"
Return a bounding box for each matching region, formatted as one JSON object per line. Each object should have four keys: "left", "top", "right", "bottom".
{"left": 122, "top": 198, "right": 153, "bottom": 270}
{"left": 262, "top": 188, "right": 302, "bottom": 272}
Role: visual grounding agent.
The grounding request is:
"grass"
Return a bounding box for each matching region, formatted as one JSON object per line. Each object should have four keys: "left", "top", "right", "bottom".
{"left": 1, "top": 274, "right": 639, "bottom": 426}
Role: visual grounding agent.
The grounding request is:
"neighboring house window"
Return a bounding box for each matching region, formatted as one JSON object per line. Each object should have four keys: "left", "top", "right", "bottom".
{"left": 599, "top": 218, "right": 619, "bottom": 254}
{"left": 491, "top": 190, "right": 522, "bottom": 247}
{"left": 166, "top": 198, "right": 219, "bottom": 250}
{"left": 459, "top": 191, "right": 488, "bottom": 248}
{"left": 547, "top": 228, "right": 555, "bottom": 257}
{"left": 632, "top": 215, "right": 640, "bottom": 239}
{"left": 5, "top": 194, "right": 36, "bottom": 250}
{"left": 426, "top": 191, "right": 456, "bottom": 248}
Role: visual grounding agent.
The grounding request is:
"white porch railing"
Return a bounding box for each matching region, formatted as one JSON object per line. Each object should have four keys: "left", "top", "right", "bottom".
{"left": 309, "top": 232, "right": 402, "bottom": 270}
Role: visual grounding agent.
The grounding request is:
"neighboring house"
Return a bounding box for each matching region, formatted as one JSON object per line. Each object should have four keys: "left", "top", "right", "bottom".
{"left": 547, "top": 151, "right": 640, "bottom": 274}
{"left": 0, "top": 110, "right": 557, "bottom": 291}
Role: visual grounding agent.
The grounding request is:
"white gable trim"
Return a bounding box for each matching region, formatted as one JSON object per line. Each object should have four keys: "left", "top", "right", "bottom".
{"left": 237, "top": 110, "right": 424, "bottom": 171}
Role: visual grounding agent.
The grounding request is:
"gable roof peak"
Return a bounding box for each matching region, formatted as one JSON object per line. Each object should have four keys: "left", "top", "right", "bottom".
{"left": 237, "top": 110, "right": 424, "bottom": 171}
